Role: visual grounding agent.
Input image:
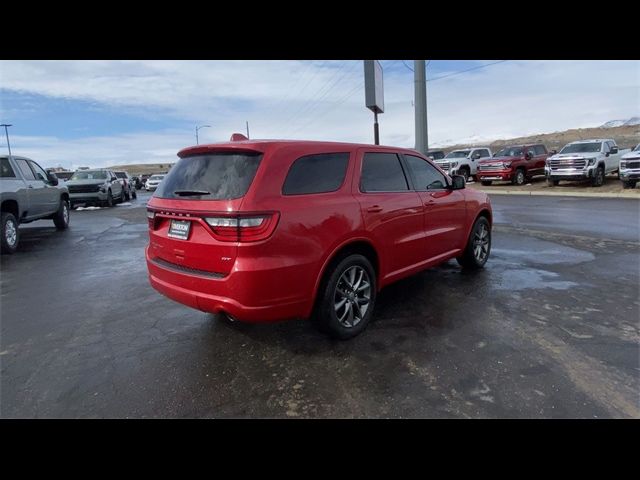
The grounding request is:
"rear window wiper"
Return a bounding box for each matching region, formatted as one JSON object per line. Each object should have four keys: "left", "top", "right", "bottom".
{"left": 173, "top": 190, "right": 211, "bottom": 196}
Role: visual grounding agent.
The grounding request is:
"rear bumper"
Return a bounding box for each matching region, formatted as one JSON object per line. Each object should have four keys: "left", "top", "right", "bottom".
{"left": 145, "top": 246, "right": 312, "bottom": 323}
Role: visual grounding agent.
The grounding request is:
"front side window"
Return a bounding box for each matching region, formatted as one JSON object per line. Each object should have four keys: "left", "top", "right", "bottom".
{"left": 360, "top": 153, "right": 409, "bottom": 192}
{"left": 155, "top": 152, "right": 262, "bottom": 200}
{"left": 404, "top": 155, "right": 448, "bottom": 191}
{"left": 15, "top": 159, "right": 36, "bottom": 181}
{"left": 283, "top": 152, "right": 349, "bottom": 195}
{"left": 1, "top": 158, "right": 16, "bottom": 178}
{"left": 29, "top": 161, "right": 49, "bottom": 182}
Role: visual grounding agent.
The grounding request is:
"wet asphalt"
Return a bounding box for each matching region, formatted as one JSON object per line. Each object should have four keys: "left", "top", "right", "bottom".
{"left": 1, "top": 192, "right": 638, "bottom": 418}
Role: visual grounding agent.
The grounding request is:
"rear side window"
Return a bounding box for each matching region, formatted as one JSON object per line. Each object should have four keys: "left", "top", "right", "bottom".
{"left": 283, "top": 152, "right": 349, "bottom": 195}
{"left": 360, "top": 153, "right": 409, "bottom": 192}
{"left": 1, "top": 158, "right": 16, "bottom": 178}
{"left": 15, "top": 159, "right": 36, "bottom": 180}
{"left": 154, "top": 152, "right": 263, "bottom": 200}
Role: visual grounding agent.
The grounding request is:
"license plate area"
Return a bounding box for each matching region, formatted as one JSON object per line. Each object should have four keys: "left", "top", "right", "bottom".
{"left": 168, "top": 219, "right": 191, "bottom": 240}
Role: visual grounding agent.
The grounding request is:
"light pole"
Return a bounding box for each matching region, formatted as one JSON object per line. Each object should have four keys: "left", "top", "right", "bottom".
{"left": 195, "top": 125, "right": 212, "bottom": 145}
{"left": 1, "top": 124, "right": 12, "bottom": 157}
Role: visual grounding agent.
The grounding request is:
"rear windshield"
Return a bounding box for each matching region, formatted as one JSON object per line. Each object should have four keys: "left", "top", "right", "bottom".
{"left": 154, "top": 152, "right": 263, "bottom": 200}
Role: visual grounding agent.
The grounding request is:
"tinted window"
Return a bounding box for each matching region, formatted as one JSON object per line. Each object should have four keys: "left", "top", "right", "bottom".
{"left": 1, "top": 158, "right": 16, "bottom": 178}
{"left": 534, "top": 145, "right": 546, "bottom": 155}
{"left": 283, "top": 152, "right": 349, "bottom": 195}
{"left": 404, "top": 155, "right": 448, "bottom": 190}
{"left": 155, "top": 152, "right": 263, "bottom": 200}
{"left": 360, "top": 153, "right": 409, "bottom": 192}
{"left": 115, "top": 172, "right": 127, "bottom": 179}
{"left": 15, "top": 159, "right": 36, "bottom": 180}
{"left": 479, "top": 149, "right": 490, "bottom": 158}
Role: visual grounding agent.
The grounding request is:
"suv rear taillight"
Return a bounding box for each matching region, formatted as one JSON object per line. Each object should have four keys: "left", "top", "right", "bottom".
{"left": 204, "top": 213, "right": 279, "bottom": 242}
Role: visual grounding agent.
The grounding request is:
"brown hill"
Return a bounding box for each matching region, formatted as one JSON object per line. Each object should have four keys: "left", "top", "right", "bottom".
{"left": 441, "top": 125, "right": 639, "bottom": 153}
{"left": 108, "top": 163, "right": 175, "bottom": 176}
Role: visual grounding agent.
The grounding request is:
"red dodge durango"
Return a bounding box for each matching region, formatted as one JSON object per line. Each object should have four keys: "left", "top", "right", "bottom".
{"left": 146, "top": 136, "right": 492, "bottom": 338}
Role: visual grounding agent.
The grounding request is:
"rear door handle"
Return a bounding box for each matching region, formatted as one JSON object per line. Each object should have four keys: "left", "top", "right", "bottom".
{"left": 367, "top": 205, "right": 383, "bottom": 213}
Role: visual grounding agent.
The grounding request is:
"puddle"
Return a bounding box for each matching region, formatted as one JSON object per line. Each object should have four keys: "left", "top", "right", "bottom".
{"left": 494, "top": 267, "right": 578, "bottom": 291}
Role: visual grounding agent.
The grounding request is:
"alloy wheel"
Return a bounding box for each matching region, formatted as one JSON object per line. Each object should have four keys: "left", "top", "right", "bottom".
{"left": 334, "top": 265, "right": 371, "bottom": 328}
{"left": 473, "top": 223, "right": 490, "bottom": 262}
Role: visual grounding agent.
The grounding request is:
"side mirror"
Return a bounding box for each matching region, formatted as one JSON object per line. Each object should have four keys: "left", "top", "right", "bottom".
{"left": 451, "top": 175, "right": 466, "bottom": 190}
{"left": 610, "top": 147, "right": 618, "bottom": 154}
{"left": 525, "top": 151, "right": 533, "bottom": 160}
{"left": 551, "top": 150, "right": 557, "bottom": 155}
{"left": 473, "top": 153, "right": 481, "bottom": 160}
{"left": 47, "top": 172, "right": 59, "bottom": 186}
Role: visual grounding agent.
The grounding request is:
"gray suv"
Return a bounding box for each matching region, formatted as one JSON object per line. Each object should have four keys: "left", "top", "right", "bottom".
{"left": 66, "top": 169, "right": 125, "bottom": 208}
{"left": 1, "top": 155, "right": 70, "bottom": 254}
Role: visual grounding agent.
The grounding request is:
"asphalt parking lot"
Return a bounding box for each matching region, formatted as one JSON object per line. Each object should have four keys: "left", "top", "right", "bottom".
{"left": 1, "top": 191, "right": 638, "bottom": 418}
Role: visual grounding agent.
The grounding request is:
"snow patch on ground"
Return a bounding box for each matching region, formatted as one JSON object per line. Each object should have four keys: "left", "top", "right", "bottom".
{"left": 116, "top": 202, "right": 132, "bottom": 206}
{"left": 75, "top": 206, "right": 102, "bottom": 211}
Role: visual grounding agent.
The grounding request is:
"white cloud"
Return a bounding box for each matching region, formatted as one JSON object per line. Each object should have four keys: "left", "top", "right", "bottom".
{"left": 1, "top": 59, "right": 638, "bottom": 168}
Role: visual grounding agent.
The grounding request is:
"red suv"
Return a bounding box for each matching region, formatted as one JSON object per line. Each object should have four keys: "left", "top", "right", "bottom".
{"left": 146, "top": 136, "right": 492, "bottom": 338}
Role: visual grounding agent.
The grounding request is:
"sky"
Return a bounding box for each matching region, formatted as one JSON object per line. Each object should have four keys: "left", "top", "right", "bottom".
{"left": 0, "top": 60, "right": 638, "bottom": 170}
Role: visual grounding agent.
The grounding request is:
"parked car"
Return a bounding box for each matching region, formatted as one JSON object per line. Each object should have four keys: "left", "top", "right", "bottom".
{"left": 114, "top": 171, "right": 137, "bottom": 200}
{"left": 140, "top": 174, "right": 151, "bottom": 188}
{"left": 66, "top": 169, "right": 125, "bottom": 208}
{"left": 47, "top": 170, "right": 75, "bottom": 182}
{"left": 619, "top": 143, "right": 640, "bottom": 189}
{"left": 145, "top": 174, "right": 166, "bottom": 192}
{"left": 477, "top": 144, "right": 549, "bottom": 186}
{"left": 130, "top": 175, "right": 144, "bottom": 190}
{"left": 545, "top": 139, "right": 629, "bottom": 187}
{"left": 1, "top": 155, "right": 70, "bottom": 254}
{"left": 146, "top": 137, "right": 492, "bottom": 339}
{"left": 426, "top": 149, "right": 446, "bottom": 161}
{"left": 434, "top": 147, "right": 492, "bottom": 182}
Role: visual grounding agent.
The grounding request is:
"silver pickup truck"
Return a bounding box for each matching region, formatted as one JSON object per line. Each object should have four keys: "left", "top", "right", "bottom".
{"left": 1, "top": 155, "right": 70, "bottom": 254}
{"left": 545, "top": 138, "right": 630, "bottom": 187}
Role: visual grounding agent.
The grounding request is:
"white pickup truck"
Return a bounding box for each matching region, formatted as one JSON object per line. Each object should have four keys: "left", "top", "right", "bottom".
{"left": 619, "top": 143, "right": 640, "bottom": 189}
{"left": 434, "top": 147, "right": 493, "bottom": 182}
{"left": 545, "top": 139, "right": 630, "bottom": 187}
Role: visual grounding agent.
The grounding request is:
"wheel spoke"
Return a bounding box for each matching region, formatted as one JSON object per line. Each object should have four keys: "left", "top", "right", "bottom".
{"left": 335, "top": 297, "right": 348, "bottom": 311}
{"left": 356, "top": 281, "right": 370, "bottom": 292}
{"left": 353, "top": 269, "right": 364, "bottom": 290}
{"left": 346, "top": 302, "right": 355, "bottom": 326}
{"left": 348, "top": 267, "right": 356, "bottom": 288}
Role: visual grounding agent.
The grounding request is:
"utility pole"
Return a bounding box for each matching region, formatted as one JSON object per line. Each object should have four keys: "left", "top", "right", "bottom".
{"left": 195, "top": 124, "right": 212, "bottom": 145}
{"left": 414, "top": 60, "right": 428, "bottom": 154}
{"left": 1, "top": 124, "right": 12, "bottom": 157}
{"left": 246, "top": 121, "right": 250, "bottom": 139}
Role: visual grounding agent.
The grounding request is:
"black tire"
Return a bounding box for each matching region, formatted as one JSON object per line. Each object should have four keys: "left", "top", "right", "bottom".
{"left": 103, "top": 191, "right": 113, "bottom": 208}
{"left": 512, "top": 168, "right": 526, "bottom": 186}
{"left": 481, "top": 180, "right": 493, "bottom": 186}
{"left": 591, "top": 167, "right": 604, "bottom": 187}
{"left": 1, "top": 212, "right": 19, "bottom": 254}
{"left": 459, "top": 168, "right": 470, "bottom": 183}
{"left": 125, "top": 189, "right": 130, "bottom": 201}
{"left": 456, "top": 216, "right": 491, "bottom": 270}
{"left": 547, "top": 178, "right": 559, "bottom": 187}
{"left": 313, "top": 254, "right": 377, "bottom": 340}
{"left": 132, "top": 189, "right": 137, "bottom": 199}
{"left": 120, "top": 189, "right": 126, "bottom": 203}
{"left": 53, "top": 198, "right": 70, "bottom": 230}
{"left": 622, "top": 180, "right": 636, "bottom": 189}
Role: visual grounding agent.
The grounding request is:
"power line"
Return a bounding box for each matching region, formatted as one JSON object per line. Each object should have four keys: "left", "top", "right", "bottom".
{"left": 427, "top": 60, "right": 508, "bottom": 82}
